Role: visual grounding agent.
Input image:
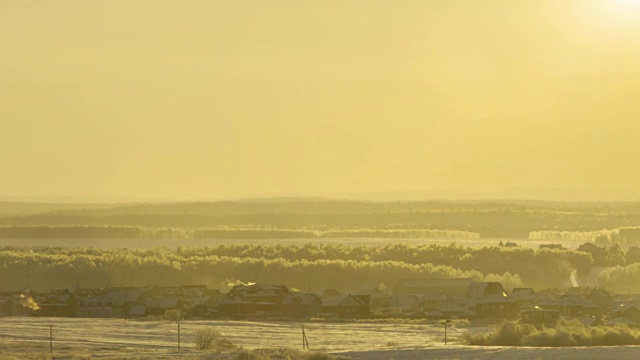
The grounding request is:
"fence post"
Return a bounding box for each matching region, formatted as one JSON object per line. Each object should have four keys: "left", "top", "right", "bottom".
{"left": 302, "top": 325, "right": 309, "bottom": 350}
{"left": 444, "top": 319, "right": 450, "bottom": 345}
{"left": 177, "top": 321, "right": 181, "bottom": 350}
{"left": 49, "top": 324, "right": 53, "bottom": 354}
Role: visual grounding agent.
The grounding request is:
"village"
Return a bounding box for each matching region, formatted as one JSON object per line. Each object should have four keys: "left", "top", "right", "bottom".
{"left": 2, "top": 279, "right": 640, "bottom": 327}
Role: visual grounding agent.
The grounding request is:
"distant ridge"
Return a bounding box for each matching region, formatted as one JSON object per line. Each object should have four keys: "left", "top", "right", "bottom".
{"left": 2, "top": 187, "right": 640, "bottom": 205}
{"left": 252, "top": 188, "right": 640, "bottom": 203}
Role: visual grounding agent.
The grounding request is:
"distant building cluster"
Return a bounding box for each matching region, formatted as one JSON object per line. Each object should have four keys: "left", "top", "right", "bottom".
{"left": 1, "top": 280, "right": 640, "bottom": 325}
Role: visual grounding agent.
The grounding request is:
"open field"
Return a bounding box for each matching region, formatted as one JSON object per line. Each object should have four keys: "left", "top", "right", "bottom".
{"left": 1, "top": 318, "right": 640, "bottom": 359}
{"left": 0, "top": 237, "right": 585, "bottom": 250}
{"left": 0, "top": 317, "right": 468, "bottom": 358}
{"left": 0, "top": 317, "right": 469, "bottom": 353}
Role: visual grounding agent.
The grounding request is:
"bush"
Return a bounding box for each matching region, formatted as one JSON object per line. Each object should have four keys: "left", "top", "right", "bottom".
{"left": 163, "top": 309, "right": 181, "bottom": 321}
{"left": 233, "top": 348, "right": 338, "bottom": 360}
{"left": 234, "top": 350, "right": 268, "bottom": 360}
{"left": 194, "top": 327, "right": 236, "bottom": 351}
{"left": 465, "top": 319, "right": 640, "bottom": 346}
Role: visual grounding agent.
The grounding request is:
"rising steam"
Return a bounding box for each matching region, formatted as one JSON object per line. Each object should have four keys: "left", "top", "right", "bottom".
{"left": 570, "top": 269, "right": 579, "bottom": 287}
{"left": 20, "top": 294, "right": 40, "bottom": 311}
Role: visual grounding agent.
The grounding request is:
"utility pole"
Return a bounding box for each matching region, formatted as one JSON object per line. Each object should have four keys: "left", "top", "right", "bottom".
{"left": 444, "top": 294, "right": 450, "bottom": 345}
{"left": 177, "top": 321, "right": 181, "bottom": 350}
{"left": 302, "top": 325, "right": 309, "bottom": 350}
{"left": 444, "top": 319, "right": 451, "bottom": 345}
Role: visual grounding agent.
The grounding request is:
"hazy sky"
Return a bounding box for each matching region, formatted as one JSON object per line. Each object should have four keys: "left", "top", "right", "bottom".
{"left": 2, "top": 0, "right": 640, "bottom": 201}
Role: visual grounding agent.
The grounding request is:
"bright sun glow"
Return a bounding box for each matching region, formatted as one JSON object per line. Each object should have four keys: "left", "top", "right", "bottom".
{"left": 595, "top": 0, "right": 640, "bottom": 25}
{"left": 610, "top": 0, "right": 640, "bottom": 11}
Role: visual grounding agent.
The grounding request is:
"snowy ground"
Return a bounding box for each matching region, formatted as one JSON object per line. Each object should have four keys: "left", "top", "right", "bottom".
{"left": 1, "top": 318, "right": 638, "bottom": 359}
{"left": 0, "top": 317, "right": 467, "bottom": 353}
{"left": 342, "top": 346, "right": 640, "bottom": 360}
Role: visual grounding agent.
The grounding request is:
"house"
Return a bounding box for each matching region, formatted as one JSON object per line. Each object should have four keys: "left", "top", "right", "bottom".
{"left": 78, "top": 295, "right": 122, "bottom": 318}
{"left": 558, "top": 294, "right": 602, "bottom": 317}
{"left": 466, "top": 282, "right": 508, "bottom": 298}
{"left": 103, "top": 288, "right": 145, "bottom": 305}
{"left": 78, "top": 287, "right": 146, "bottom": 318}
{"left": 282, "top": 293, "right": 322, "bottom": 318}
{"left": 66, "top": 286, "right": 98, "bottom": 299}
{"left": 321, "top": 289, "right": 342, "bottom": 298}
{"left": 127, "top": 303, "right": 147, "bottom": 318}
{"left": 465, "top": 282, "right": 518, "bottom": 319}
{"left": 357, "top": 286, "right": 392, "bottom": 314}
{"left": 520, "top": 309, "right": 559, "bottom": 325}
{"left": 511, "top": 288, "right": 536, "bottom": 309}
{"left": 475, "top": 293, "right": 519, "bottom": 319}
{"left": 428, "top": 297, "right": 476, "bottom": 319}
{"left": 422, "top": 293, "right": 448, "bottom": 312}
{"left": 613, "top": 304, "right": 640, "bottom": 324}
{"left": 386, "top": 295, "right": 422, "bottom": 314}
{"left": 147, "top": 297, "right": 182, "bottom": 316}
{"left": 33, "top": 291, "right": 79, "bottom": 317}
{"left": 217, "top": 283, "right": 291, "bottom": 317}
{"left": 321, "top": 294, "right": 371, "bottom": 317}
{"left": 0, "top": 296, "right": 17, "bottom": 316}
{"left": 540, "top": 244, "right": 563, "bottom": 250}
{"left": 218, "top": 296, "right": 257, "bottom": 317}
{"left": 393, "top": 278, "right": 473, "bottom": 297}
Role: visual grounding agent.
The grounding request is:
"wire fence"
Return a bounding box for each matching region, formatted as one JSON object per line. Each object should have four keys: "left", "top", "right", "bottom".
{"left": 0, "top": 317, "right": 467, "bottom": 357}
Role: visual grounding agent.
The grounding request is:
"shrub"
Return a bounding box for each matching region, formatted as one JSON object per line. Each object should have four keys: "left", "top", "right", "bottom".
{"left": 234, "top": 349, "right": 268, "bottom": 360}
{"left": 465, "top": 319, "right": 640, "bottom": 346}
{"left": 234, "top": 348, "right": 338, "bottom": 360}
{"left": 194, "top": 327, "right": 236, "bottom": 351}
{"left": 163, "top": 309, "right": 181, "bottom": 321}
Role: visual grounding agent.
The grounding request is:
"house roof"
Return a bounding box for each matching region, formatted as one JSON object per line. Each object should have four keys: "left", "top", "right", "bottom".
{"left": 322, "top": 289, "right": 342, "bottom": 298}
{"left": 219, "top": 295, "right": 254, "bottom": 305}
{"left": 322, "top": 294, "right": 369, "bottom": 307}
{"left": 558, "top": 295, "right": 599, "bottom": 308}
{"left": 395, "top": 278, "right": 473, "bottom": 290}
{"left": 614, "top": 304, "right": 640, "bottom": 314}
{"left": 389, "top": 295, "right": 421, "bottom": 307}
{"left": 80, "top": 295, "right": 115, "bottom": 306}
{"left": 104, "top": 290, "right": 143, "bottom": 304}
{"left": 477, "top": 293, "right": 516, "bottom": 304}
{"left": 511, "top": 288, "right": 535, "bottom": 299}
{"left": 128, "top": 304, "right": 147, "bottom": 316}
{"left": 0, "top": 296, "right": 14, "bottom": 305}
{"left": 467, "top": 282, "right": 507, "bottom": 298}
{"left": 282, "top": 294, "right": 321, "bottom": 306}
{"left": 147, "top": 297, "right": 180, "bottom": 309}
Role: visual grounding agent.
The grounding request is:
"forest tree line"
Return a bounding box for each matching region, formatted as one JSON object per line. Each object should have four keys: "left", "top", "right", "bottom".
{"left": 0, "top": 226, "right": 479, "bottom": 240}
{"left": 3, "top": 200, "right": 640, "bottom": 238}
{"left": 530, "top": 227, "right": 640, "bottom": 248}
{"left": 3, "top": 243, "right": 640, "bottom": 292}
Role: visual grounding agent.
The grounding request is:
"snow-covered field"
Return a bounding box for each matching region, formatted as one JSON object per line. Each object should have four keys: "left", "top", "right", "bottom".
{"left": 0, "top": 317, "right": 466, "bottom": 353}
{"left": 1, "top": 318, "right": 639, "bottom": 359}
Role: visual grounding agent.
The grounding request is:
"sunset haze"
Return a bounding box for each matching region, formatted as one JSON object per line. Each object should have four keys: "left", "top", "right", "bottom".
{"left": 2, "top": 0, "right": 640, "bottom": 200}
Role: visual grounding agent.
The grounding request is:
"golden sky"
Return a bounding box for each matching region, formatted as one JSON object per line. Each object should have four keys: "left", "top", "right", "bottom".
{"left": 2, "top": 0, "right": 640, "bottom": 200}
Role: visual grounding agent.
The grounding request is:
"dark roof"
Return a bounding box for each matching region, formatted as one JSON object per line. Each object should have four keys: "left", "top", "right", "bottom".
{"left": 322, "top": 294, "right": 369, "bottom": 307}
{"left": 147, "top": 297, "right": 180, "bottom": 309}
{"left": 467, "top": 282, "right": 507, "bottom": 298}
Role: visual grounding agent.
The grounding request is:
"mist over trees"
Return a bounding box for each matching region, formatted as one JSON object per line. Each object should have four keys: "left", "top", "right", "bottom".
{"left": 530, "top": 227, "right": 640, "bottom": 248}
{"left": 2, "top": 200, "right": 640, "bottom": 293}
{"left": 3, "top": 243, "right": 627, "bottom": 292}
{"left": 2, "top": 200, "right": 640, "bottom": 239}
